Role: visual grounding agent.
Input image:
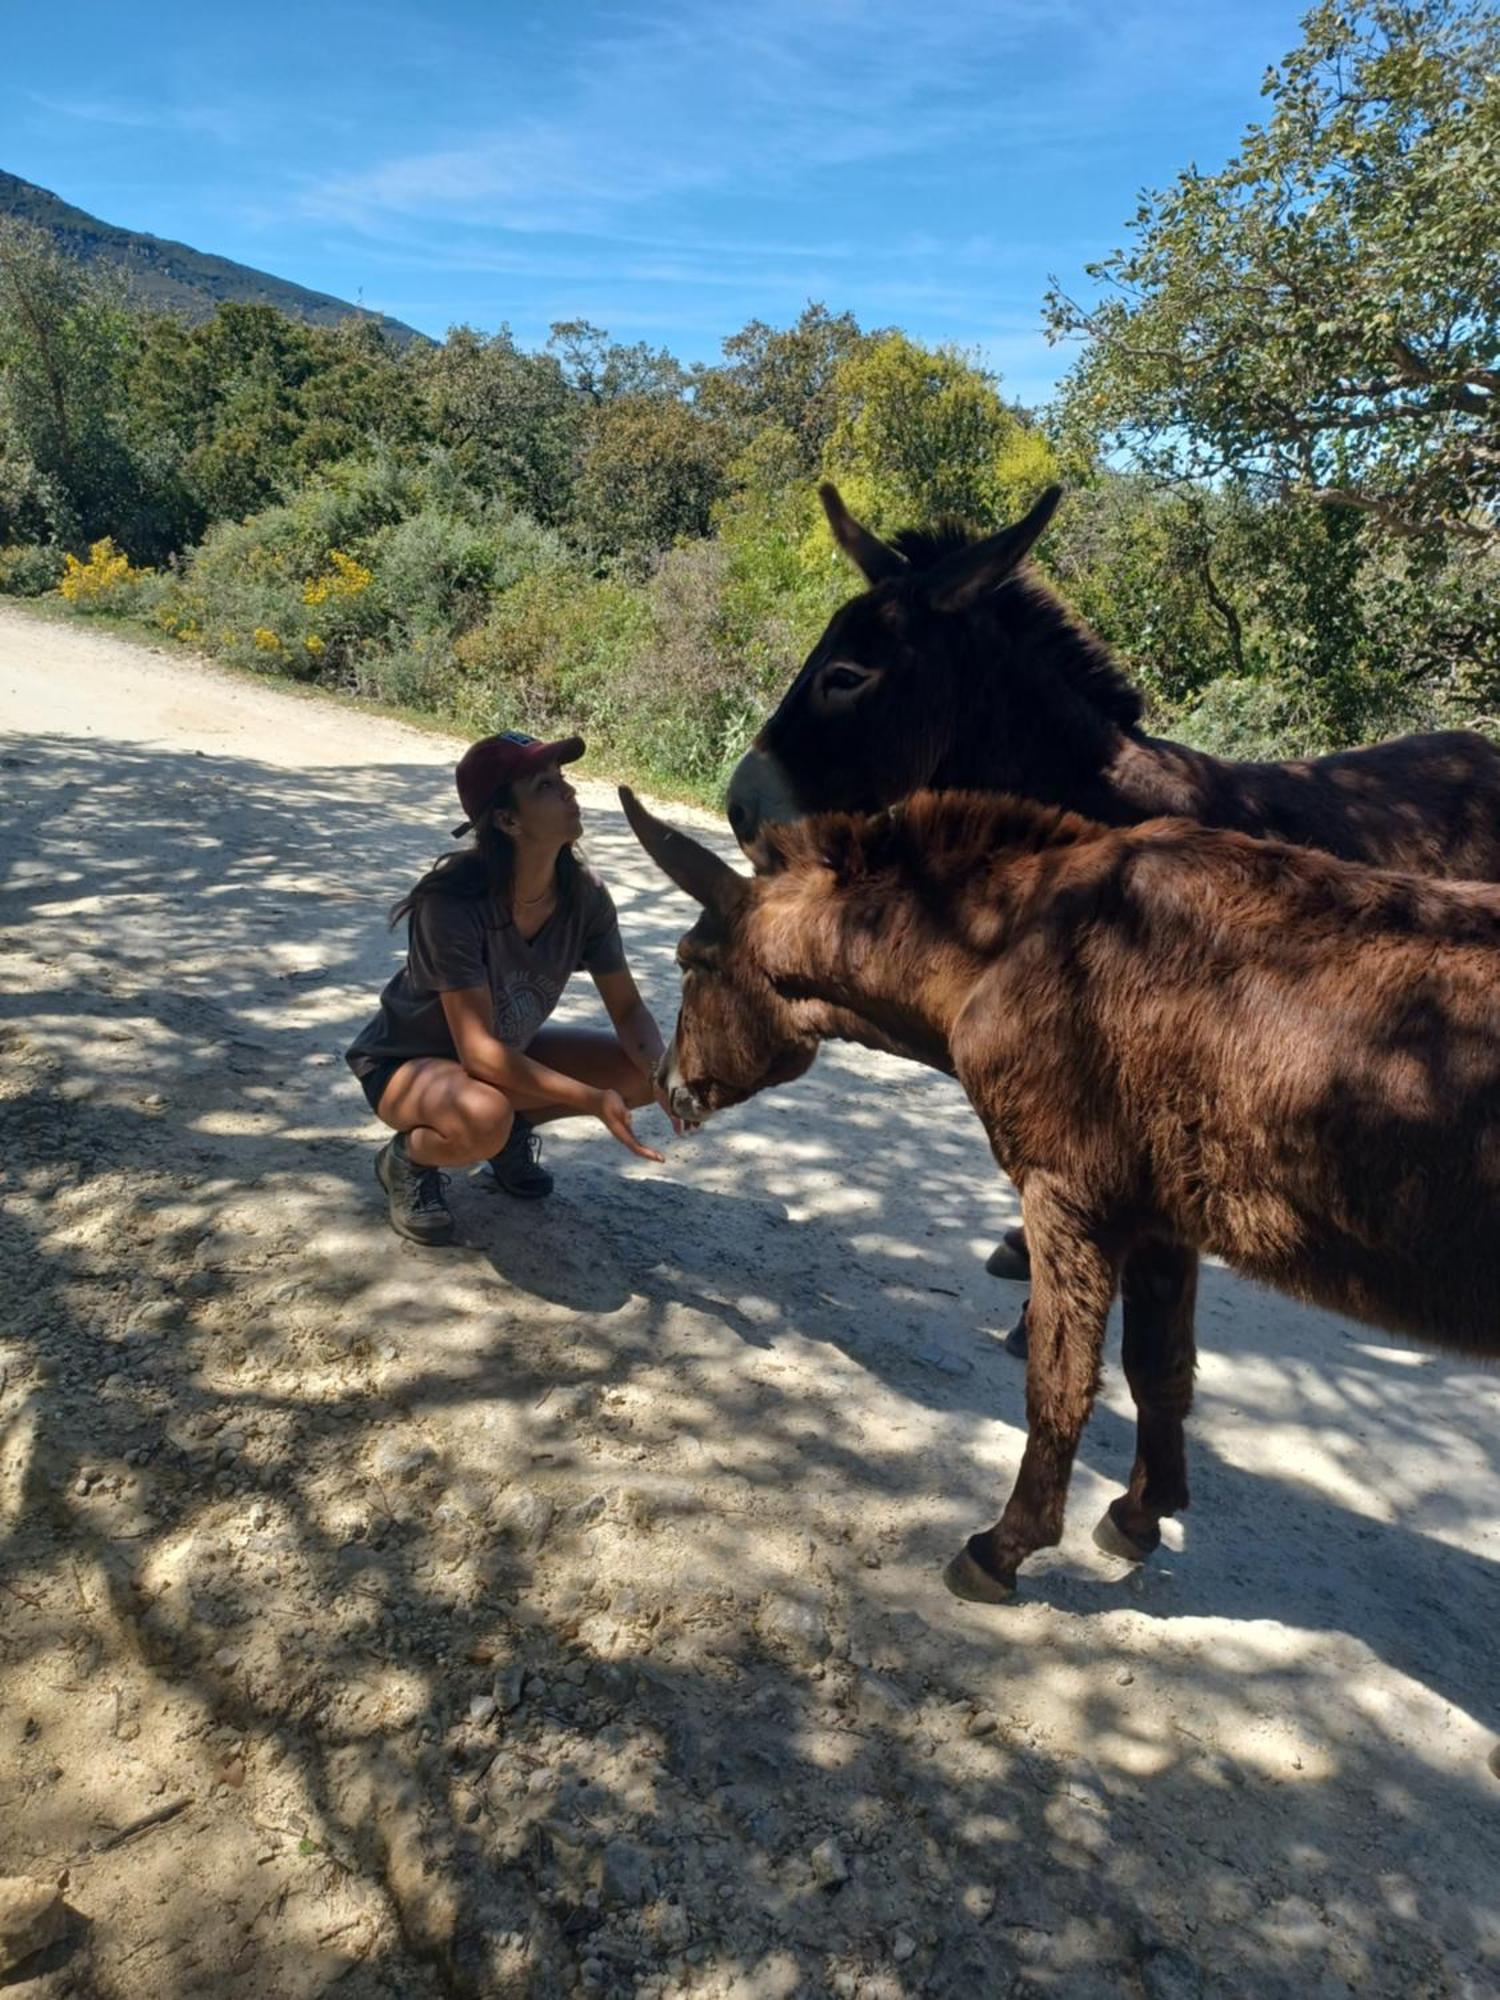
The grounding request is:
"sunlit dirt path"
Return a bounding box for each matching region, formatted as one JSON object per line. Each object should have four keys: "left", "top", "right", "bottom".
{"left": 2, "top": 604, "right": 1497, "bottom": 1998}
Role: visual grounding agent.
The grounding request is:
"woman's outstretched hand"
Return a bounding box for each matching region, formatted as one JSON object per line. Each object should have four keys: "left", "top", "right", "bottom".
{"left": 596, "top": 1088, "right": 665, "bottom": 1163}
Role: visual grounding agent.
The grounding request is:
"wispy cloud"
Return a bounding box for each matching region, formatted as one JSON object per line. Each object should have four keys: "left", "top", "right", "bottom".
{"left": 302, "top": 0, "right": 1098, "bottom": 233}
{"left": 27, "top": 93, "right": 158, "bottom": 130}
{"left": 26, "top": 89, "right": 255, "bottom": 140}
{"left": 7, "top": 0, "right": 1307, "bottom": 391}
{"left": 324, "top": 213, "right": 1105, "bottom": 351}
{"left": 25, "top": 85, "right": 362, "bottom": 149}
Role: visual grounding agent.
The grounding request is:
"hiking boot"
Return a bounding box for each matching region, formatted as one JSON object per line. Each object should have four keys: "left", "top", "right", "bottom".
{"left": 489, "top": 1114, "right": 554, "bottom": 1199}
{"left": 375, "top": 1133, "right": 455, "bottom": 1246}
{"left": 985, "top": 1226, "right": 1031, "bottom": 1281}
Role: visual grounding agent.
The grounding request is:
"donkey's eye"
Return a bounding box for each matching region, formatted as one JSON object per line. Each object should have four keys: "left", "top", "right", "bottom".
{"left": 817, "top": 662, "right": 879, "bottom": 712}
{"left": 824, "top": 665, "right": 870, "bottom": 693}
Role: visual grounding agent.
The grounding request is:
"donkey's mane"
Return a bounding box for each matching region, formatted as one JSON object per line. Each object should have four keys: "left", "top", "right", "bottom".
{"left": 767, "top": 788, "right": 1106, "bottom": 882}
{"left": 888, "top": 520, "right": 977, "bottom": 568}
{"left": 887, "top": 518, "right": 1145, "bottom": 734}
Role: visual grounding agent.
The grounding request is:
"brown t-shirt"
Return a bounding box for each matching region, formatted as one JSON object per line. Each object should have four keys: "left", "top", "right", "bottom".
{"left": 346, "top": 866, "right": 627, "bottom": 1078}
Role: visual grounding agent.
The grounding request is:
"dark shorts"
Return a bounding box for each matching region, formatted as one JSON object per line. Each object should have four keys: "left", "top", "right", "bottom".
{"left": 353, "top": 1057, "right": 405, "bottom": 1118}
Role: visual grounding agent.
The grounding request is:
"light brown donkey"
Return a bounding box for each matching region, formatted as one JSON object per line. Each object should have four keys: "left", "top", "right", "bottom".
{"left": 622, "top": 785, "right": 1500, "bottom": 1606}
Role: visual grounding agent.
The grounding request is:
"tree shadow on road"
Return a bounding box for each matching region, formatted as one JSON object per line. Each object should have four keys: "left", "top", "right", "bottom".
{"left": 1, "top": 731, "right": 1497, "bottom": 1996}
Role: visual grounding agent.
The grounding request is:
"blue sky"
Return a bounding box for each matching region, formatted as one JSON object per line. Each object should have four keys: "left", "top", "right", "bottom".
{"left": 3, "top": 0, "right": 1310, "bottom": 407}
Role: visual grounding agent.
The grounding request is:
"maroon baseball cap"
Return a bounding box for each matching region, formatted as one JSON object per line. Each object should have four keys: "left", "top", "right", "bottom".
{"left": 452, "top": 730, "right": 585, "bottom": 836}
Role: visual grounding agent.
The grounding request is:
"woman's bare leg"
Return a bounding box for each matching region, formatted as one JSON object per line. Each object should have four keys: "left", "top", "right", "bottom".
{"left": 375, "top": 1058, "right": 518, "bottom": 1166}
{"left": 374, "top": 1033, "right": 653, "bottom": 1167}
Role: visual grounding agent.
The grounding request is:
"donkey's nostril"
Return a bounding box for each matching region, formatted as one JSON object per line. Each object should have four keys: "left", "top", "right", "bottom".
{"left": 727, "top": 797, "right": 751, "bottom": 837}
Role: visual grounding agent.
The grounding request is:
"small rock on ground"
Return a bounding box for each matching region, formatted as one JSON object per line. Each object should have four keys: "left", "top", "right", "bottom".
{"left": 0, "top": 1876, "right": 66, "bottom": 1975}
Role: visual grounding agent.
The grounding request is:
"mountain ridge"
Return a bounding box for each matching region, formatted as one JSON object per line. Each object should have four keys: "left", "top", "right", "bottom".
{"left": 0, "top": 169, "right": 429, "bottom": 347}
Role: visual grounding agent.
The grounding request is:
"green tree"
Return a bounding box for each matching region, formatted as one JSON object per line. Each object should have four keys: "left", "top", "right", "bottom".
{"left": 1047, "top": 0, "right": 1500, "bottom": 553}
{"left": 698, "top": 303, "right": 874, "bottom": 475}
{"left": 824, "top": 331, "right": 1058, "bottom": 528}
{"left": 1045, "top": 476, "right": 1252, "bottom": 708}
{"left": 127, "top": 304, "right": 422, "bottom": 540}
{"left": 420, "top": 325, "right": 578, "bottom": 524}
{"left": 546, "top": 319, "right": 689, "bottom": 402}
{"left": 290, "top": 316, "right": 425, "bottom": 477}
{"left": 571, "top": 394, "right": 729, "bottom": 565}
{"left": 0, "top": 219, "right": 145, "bottom": 549}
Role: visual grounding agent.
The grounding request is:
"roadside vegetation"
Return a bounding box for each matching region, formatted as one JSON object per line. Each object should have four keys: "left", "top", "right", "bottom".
{"left": 2, "top": 0, "right": 1495, "bottom": 801}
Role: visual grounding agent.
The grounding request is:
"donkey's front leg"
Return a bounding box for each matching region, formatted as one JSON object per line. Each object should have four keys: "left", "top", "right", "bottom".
{"left": 944, "top": 1193, "right": 1116, "bottom": 1605}
{"left": 1094, "top": 1239, "right": 1197, "bottom": 1564}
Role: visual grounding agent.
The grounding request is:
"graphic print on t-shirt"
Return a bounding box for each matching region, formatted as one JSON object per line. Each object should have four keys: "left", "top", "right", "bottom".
{"left": 494, "top": 973, "right": 560, "bottom": 1050}
{"left": 344, "top": 865, "right": 626, "bottom": 1079}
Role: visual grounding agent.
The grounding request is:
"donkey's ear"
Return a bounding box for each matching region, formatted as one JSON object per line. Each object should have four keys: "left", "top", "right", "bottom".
{"left": 819, "top": 482, "right": 908, "bottom": 585}
{"left": 924, "top": 485, "right": 1063, "bottom": 613}
{"left": 620, "top": 787, "right": 750, "bottom": 918}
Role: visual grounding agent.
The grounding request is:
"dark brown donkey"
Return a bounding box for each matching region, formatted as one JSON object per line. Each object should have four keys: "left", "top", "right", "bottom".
{"left": 725, "top": 483, "right": 1500, "bottom": 1312}
{"left": 621, "top": 784, "right": 1500, "bottom": 1607}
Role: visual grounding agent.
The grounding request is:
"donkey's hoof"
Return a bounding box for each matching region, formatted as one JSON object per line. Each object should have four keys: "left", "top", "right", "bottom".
{"left": 1093, "top": 1502, "right": 1162, "bottom": 1564}
{"left": 1488, "top": 1742, "right": 1500, "bottom": 1782}
{"left": 1003, "top": 1310, "right": 1030, "bottom": 1360}
{"left": 942, "top": 1544, "right": 1017, "bottom": 1605}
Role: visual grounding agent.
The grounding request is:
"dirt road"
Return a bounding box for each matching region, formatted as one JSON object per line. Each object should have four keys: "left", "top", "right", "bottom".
{"left": 1, "top": 605, "right": 1497, "bottom": 1999}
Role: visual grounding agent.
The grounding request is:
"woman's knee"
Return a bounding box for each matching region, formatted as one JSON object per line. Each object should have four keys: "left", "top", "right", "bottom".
{"left": 451, "top": 1080, "right": 516, "bottom": 1155}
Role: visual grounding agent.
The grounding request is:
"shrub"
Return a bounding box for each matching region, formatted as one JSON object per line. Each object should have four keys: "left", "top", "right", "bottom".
{"left": 711, "top": 476, "right": 850, "bottom": 709}
{"left": 627, "top": 539, "right": 761, "bottom": 792}
{"left": 161, "top": 468, "right": 405, "bottom": 679}
{"left": 153, "top": 460, "right": 583, "bottom": 698}
{"left": 348, "top": 631, "right": 458, "bottom": 712}
{"left": 56, "top": 537, "right": 161, "bottom": 615}
{"left": 302, "top": 548, "right": 375, "bottom": 606}
{"left": 1174, "top": 670, "right": 1445, "bottom": 761}
{"left": 363, "top": 505, "right": 569, "bottom": 641}
{"left": 0, "top": 542, "right": 64, "bottom": 595}
{"left": 447, "top": 566, "right": 652, "bottom": 742}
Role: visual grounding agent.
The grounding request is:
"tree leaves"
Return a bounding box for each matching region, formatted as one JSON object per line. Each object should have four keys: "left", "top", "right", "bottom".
{"left": 1047, "top": 0, "right": 1500, "bottom": 554}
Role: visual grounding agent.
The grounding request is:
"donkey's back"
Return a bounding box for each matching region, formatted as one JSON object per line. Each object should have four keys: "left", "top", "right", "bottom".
{"left": 1135, "top": 727, "right": 1500, "bottom": 880}
{"left": 967, "top": 819, "right": 1500, "bottom": 1358}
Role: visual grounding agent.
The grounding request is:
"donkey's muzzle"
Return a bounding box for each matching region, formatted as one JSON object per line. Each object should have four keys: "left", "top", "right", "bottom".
{"left": 669, "top": 1083, "right": 709, "bottom": 1127}
{"left": 726, "top": 749, "right": 801, "bottom": 864}
{"left": 726, "top": 788, "right": 757, "bottom": 850}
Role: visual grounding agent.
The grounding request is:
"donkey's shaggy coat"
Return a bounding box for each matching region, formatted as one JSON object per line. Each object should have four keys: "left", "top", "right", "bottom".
{"left": 626, "top": 785, "right": 1500, "bottom": 1603}
{"left": 729, "top": 484, "right": 1500, "bottom": 883}
{"left": 726, "top": 483, "right": 1500, "bottom": 1311}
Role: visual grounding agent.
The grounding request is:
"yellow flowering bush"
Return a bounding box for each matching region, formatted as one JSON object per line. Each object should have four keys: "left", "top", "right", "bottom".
{"left": 253, "top": 627, "right": 283, "bottom": 653}
{"left": 58, "top": 539, "right": 154, "bottom": 609}
{"left": 292, "top": 545, "right": 384, "bottom": 680}
{"left": 302, "top": 549, "right": 373, "bottom": 606}
{"left": 152, "top": 593, "right": 200, "bottom": 642}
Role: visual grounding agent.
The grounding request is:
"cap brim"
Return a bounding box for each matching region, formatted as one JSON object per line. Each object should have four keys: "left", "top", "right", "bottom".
{"left": 515, "top": 733, "right": 585, "bottom": 774}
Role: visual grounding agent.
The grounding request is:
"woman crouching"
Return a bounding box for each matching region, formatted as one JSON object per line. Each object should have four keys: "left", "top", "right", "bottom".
{"left": 346, "top": 730, "right": 678, "bottom": 1244}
